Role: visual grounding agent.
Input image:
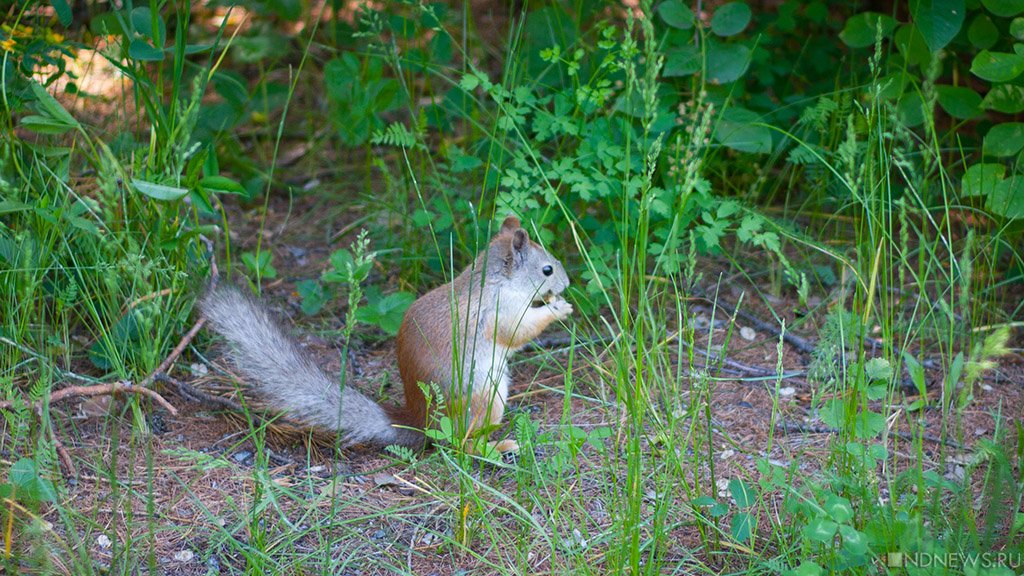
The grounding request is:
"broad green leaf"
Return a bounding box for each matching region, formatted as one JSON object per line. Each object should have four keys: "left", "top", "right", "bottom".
{"left": 968, "top": 14, "right": 998, "bottom": 49}
{"left": 981, "top": 0, "right": 1024, "bottom": 17}
{"left": 296, "top": 280, "right": 325, "bottom": 316}
{"left": 19, "top": 115, "right": 76, "bottom": 134}
{"left": 711, "top": 2, "right": 752, "bottom": 37}
{"left": 825, "top": 494, "right": 854, "bottom": 523}
{"left": 132, "top": 179, "right": 188, "bottom": 201}
{"left": 936, "top": 85, "right": 983, "bottom": 119}
{"left": 129, "top": 39, "right": 165, "bottom": 61}
{"left": 903, "top": 351, "right": 928, "bottom": 398}
{"left": 706, "top": 40, "right": 752, "bottom": 84}
{"left": 910, "top": 0, "right": 964, "bottom": 51}
{"left": 51, "top": 0, "right": 72, "bottom": 26}
{"left": 983, "top": 122, "right": 1024, "bottom": 157}
{"left": 962, "top": 163, "right": 1006, "bottom": 197}
{"left": 894, "top": 24, "right": 932, "bottom": 68}
{"left": 730, "top": 512, "right": 753, "bottom": 542}
{"left": 29, "top": 82, "right": 80, "bottom": 130}
{"left": 729, "top": 478, "right": 755, "bottom": 507}
{"left": 971, "top": 51, "right": 1024, "bottom": 82}
{"left": 0, "top": 200, "right": 32, "bottom": 214}
{"left": 131, "top": 6, "right": 166, "bottom": 45}
{"left": 989, "top": 177, "right": 1024, "bottom": 219}
{"left": 715, "top": 117, "right": 771, "bottom": 153}
{"left": 1012, "top": 17, "right": 1024, "bottom": 40}
{"left": 199, "top": 175, "right": 246, "bottom": 195}
{"left": 242, "top": 250, "right": 277, "bottom": 279}
{"left": 658, "top": 0, "right": 694, "bottom": 29}
{"left": 664, "top": 44, "right": 701, "bottom": 77}
{"left": 839, "top": 525, "right": 869, "bottom": 555}
{"left": 804, "top": 518, "right": 838, "bottom": 542}
{"left": 865, "top": 357, "right": 893, "bottom": 381}
{"left": 840, "top": 12, "right": 898, "bottom": 48}
{"left": 981, "top": 84, "right": 1024, "bottom": 113}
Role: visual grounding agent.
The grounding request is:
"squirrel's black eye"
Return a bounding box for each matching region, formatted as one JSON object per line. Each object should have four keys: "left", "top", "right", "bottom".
{"left": 542, "top": 265, "right": 553, "bottom": 276}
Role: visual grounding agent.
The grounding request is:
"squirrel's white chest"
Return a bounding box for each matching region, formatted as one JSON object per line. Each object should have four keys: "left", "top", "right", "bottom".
{"left": 464, "top": 342, "right": 512, "bottom": 400}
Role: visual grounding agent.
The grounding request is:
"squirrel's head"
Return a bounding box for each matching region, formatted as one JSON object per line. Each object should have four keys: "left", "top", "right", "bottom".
{"left": 489, "top": 215, "right": 569, "bottom": 306}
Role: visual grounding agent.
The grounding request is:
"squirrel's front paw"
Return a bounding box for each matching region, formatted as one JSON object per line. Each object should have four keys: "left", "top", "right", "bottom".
{"left": 548, "top": 297, "right": 573, "bottom": 320}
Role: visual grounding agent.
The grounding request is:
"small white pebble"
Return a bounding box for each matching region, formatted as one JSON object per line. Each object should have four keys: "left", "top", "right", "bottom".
{"left": 173, "top": 550, "right": 194, "bottom": 563}
{"left": 189, "top": 363, "right": 208, "bottom": 376}
{"left": 779, "top": 386, "right": 796, "bottom": 397}
{"left": 716, "top": 478, "right": 729, "bottom": 497}
{"left": 981, "top": 384, "right": 992, "bottom": 392}
{"left": 740, "top": 326, "right": 756, "bottom": 341}
{"left": 720, "top": 449, "right": 735, "bottom": 460}
{"left": 97, "top": 534, "right": 112, "bottom": 549}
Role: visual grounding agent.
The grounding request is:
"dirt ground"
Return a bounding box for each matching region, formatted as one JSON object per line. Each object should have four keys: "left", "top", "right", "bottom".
{"left": 37, "top": 188, "right": 1023, "bottom": 575}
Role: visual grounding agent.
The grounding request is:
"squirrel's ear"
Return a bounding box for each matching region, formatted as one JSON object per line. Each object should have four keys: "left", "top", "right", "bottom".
{"left": 500, "top": 215, "right": 521, "bottom": 234}
{"left": 512, "top": 228, "right": 528, "bottom": 252}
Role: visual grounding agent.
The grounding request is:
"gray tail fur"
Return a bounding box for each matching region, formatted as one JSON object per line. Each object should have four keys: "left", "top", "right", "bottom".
{"left": 199, "top": 285, "right": 416, "bottom": 447}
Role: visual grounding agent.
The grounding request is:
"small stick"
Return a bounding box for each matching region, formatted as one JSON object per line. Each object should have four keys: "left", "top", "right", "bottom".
{"left": 0, "top": 381, "right": 178, "bottom": 416}
{"left": 777, "top": 420, "right": 960, "bottom": 449}
{"left": 152, "top": 372, "right": 243, "bottom": 412}
{"left": 140, "top": 317, "right": 206, "bottom": 387}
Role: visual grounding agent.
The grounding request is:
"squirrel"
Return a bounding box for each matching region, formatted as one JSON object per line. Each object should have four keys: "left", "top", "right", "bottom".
{"left": 199, "top": 216, "right": 572, "bottom": 453}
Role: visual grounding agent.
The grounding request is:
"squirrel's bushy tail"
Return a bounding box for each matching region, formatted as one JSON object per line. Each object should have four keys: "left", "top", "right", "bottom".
{"left": 200, "top": 285, "right": 420, "bottom": 447}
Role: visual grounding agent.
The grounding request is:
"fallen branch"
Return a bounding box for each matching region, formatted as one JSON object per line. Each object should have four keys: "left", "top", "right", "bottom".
{"left": 152, "top": 372, "right": 243, "bottom": 413}
{"left": 0, "top": 381, "right": 178, "bottom": 416}
{"left": 776, "top": 420, "right": 960, "bottom": 450}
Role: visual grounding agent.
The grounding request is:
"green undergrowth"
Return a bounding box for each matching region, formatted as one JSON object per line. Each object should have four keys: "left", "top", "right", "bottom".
{"left": 1, "top": 0, "right": 1022, "bottom": 574}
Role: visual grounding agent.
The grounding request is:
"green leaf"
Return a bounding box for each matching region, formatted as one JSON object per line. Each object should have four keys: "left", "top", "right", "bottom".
{"left": 971, "top": 51, "right": 1024, "bottom": 82}
{"left": 839, "top": 525, "right": 869, "bottom": 555}
{"left": 296, "top": 280, "right": 325, "bottom": 316}
{"left": 664, "top": 44, "right": 701, "bottom": 77}
{"left": 131, "top": 6, "right": 166, "bottom": 45}
{"left": 715, "top": 108, "right": 771, "bottom": 153}
{"left": 936, "top": 85, "right": 983, "bottom": 119}
{"left": 729, "top": 478, "right": 755, "bottom": 507}
{"left": 840, "top": 12, "right": 898, "bottom": 48}
{"left": 910, "top": 0, "right": 964, "bottom": 51}
{"left": 29, "top": 82, "right": 80, "bottom": 131}
{"left": 241, "top": 250, "right": 277, "bottom": 279}
{"left": 658, "top": 0, "right": 694, "bottom": 29}
{"left": 824, "top": 494, "right": 854, "bottom": 523}
{"left": 1012, "top": 17, "right": 1024, "bottom": 40}
{"left": 804, "top": 518, "right": 838, "bottom": 542}
{"left": 706, "top": 40, "right": 751, "bottom": 83}
{"left": 983, "top": 122, "right": 1024, "bottom": 157}
{"left": 10, "top": 459, "right": 56, "bottom": 502}
{"left": 981, "top": 84, "right": 1024, "bottom": 113}
{"left": 19, "top": 115, "right": 76, "bottom": 134}
{"left": 865, "top": 357, "right": 893, "bottom": 382}
{"left": 0, "top": 200, "right": 32, "bottom": 214}
{"left": 199, "top": 175, "right": 246, "bottom": 196}
{"left": 962, "top": 163, "right": 1006, "bottom": 197}
{"left": 129, "top": 39, "right": 165, "bottom": 61}
{"left": 51, "top": 0, "right": 72, "bottom": 26}
{"left": 968, "top": 14, "right": 999, "bottom": 49}
{"left": 730, "top": 512, "right": 753, "bottom": 542}
{"left": 132, "top": 179, "right": 188, "bottom": 201}
{"left": 711, "top": 2, "right": 751, "bottom": 36}
{"left": 989, "top": 177, "right": 1024, "bottom": 219}
{"left": 356, "top": 292, "right": 416, "bottom": 336}
{"left": 894, "top": 24, "right": 932, "bottom": 68}
{"left": 459, "top": 73, "right": 480, "bottom": 91}
{"left": 981, "top": 0, "right": 1024, "bottom": 17}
